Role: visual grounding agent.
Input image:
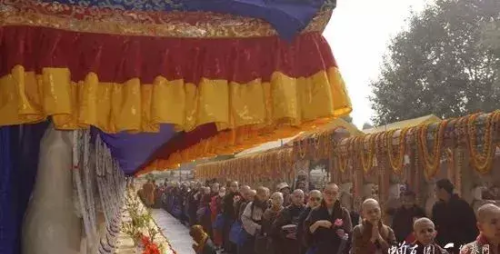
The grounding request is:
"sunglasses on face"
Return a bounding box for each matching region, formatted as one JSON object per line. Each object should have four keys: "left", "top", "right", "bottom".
{"left": 309, "top": 197, "right": 321, "bottom": 201}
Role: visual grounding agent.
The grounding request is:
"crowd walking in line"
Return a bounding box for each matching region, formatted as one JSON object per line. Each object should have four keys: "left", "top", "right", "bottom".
{"left": 138, "top": 178, "right": 500, "bottom": 254}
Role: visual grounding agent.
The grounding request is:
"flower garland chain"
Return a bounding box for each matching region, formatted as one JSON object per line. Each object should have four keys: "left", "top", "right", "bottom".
{"left": 196, "top": 111, "right": 500, "bottom": 182}
{"left": 455, "top": 147, "right": 463, "bottom": 196}
{"left": 359, "top": 134, "right": 376, "bottom": 173}
{"left": 445, "top": 148, "right": 455, "bottom": 180}
{"left": 336, "top": 138, "right": 352, "bottom": 173}
{"left": 386, "top": 128, "right": 409, "bottom": 172}
{"left": 297, "top": 139, "right": 307, "bottom": 159}
{"left": 417, "top": 120, "right": 448, "bottom": 178}
{"left": 467, "top": 112, "right": 496, "bottom": 174}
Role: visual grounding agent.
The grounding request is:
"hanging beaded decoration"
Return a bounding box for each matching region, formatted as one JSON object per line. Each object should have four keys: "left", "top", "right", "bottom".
{"left": 72, "top": 130, "right": 94, "bottom": 252}
{"left": 93, "top": 135, "right": 127, "bottom": 254}
{"left": 96, "top": 136, "right": 111, "bottom": 226}
{"left": 83, "top": 130, "right": 99, "bottom": 249}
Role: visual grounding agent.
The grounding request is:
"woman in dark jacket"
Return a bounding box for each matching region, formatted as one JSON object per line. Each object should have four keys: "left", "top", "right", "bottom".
{"left": 297, "top": 190, "right": 322, "bottom": 254}
{"left": 432, "top": 179, "right": 477, "bottom": 254}
{"left": 304, "top": 183, "right": 352, "bottom": 254}
{"left": 190, "top": 225, "right": 217, "bottom": 254}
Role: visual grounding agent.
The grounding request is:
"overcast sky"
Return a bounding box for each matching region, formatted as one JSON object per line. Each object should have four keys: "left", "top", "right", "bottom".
{"left": 323, "top": 0, "right": 429, "bottom": 128}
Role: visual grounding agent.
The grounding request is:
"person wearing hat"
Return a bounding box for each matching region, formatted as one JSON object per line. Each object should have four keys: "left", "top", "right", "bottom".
{"left": 277, "top": 182, "right": 291, "bottom": 207}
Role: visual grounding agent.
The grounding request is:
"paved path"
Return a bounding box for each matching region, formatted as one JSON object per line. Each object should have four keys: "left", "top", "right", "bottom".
{"left": 151, "top": 209, "right": 195, "bottom": 254}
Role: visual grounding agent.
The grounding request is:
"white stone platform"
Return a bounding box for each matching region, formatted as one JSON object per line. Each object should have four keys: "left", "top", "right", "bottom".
{"left": 151, "top": 209, "right": 195, "bottom": 254}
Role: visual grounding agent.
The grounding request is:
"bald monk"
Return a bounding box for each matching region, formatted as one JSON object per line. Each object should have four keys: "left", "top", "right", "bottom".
{"left": 240, "top": 187, "right": 270, "bottom": 254}
{"left": 249, "top": 189, "right": 257, "bottom": 201}
{"left": 461, "top": 204, "right": 500, "bottom": 254}
{"left": 352, "top": 198, "right": 397, "bottom": 254}
{"left": 235, "top": 185, "right": 251, "bottom": 221}
{"left": 401, "top": 218, "right": 448, "bottom": 254}
{"left": 262, "top": 192, "right": 284, "bottom": 237}
{"left": 272, "top": 189, "right": 306, "bottom": 254}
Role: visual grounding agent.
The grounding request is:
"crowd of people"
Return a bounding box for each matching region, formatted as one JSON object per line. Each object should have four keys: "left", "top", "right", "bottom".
{"left": 138, "top": 178, "right": 500, "bottom": 254}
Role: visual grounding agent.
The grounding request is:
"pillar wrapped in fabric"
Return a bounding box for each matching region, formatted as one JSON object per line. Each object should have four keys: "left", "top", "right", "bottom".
{"left": 0, "top": 123, "right": 48, "bottom": 254}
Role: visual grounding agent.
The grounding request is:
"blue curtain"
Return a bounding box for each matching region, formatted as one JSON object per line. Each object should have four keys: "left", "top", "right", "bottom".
{"left": 0, "top": 126, "right": 13, "bottom": 254}
{"left": 0, "top": 123, "right": 48, "bottom": 254}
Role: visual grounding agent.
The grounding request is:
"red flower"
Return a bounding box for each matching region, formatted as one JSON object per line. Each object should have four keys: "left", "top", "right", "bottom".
{"left": 141, "top": 235, "right": 151, "bottom": 246}
{"left": 142, "top": 243, "right": 160, "bottom": 254}
{"left": 334, "top": 219, "right": 343, "bottom": 227}
{"left": 149, "top": 244, "right": 160, "bottom": 254}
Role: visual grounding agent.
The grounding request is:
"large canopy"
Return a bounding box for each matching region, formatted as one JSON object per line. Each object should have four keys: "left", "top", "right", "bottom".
{"left": 0, "top": 0, "right": 352, "bottom": 175}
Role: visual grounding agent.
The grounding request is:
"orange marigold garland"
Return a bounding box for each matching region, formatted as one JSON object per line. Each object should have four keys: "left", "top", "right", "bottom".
{"left": 195, "top": 147, "right": 294, "bottom": 182}
{"left": 467, "top": 113, "right": 495, "bottom": 174}
{"left": 445, "top": 148, "right": 454, "bottom": 180}
{"left": 336, "top": 139, "right": 350, "bottom": 173}
{"left": 316, "top": 128, "right": 338, "bottom": 159}
{"left": 455, "top": 147, "right": 463, "bottom": 197}
{"left": 312, "top": 132, "right": 322, "bottom": 160}
{"left": 298, "top": 139, "right": 307, "bottom": 159}
{"left": 336, "top": 153, "right": 347, "bottom": 173}
{"left": 417, "top": 120, "right": 448, "bottom": 178}
{"left": 359, "top": 135, "right": 376, "bottom": 173}
{"left": 386, "top": 128, "right": 409, "bottom": 172}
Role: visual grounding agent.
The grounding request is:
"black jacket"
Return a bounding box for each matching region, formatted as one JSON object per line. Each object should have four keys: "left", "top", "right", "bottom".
{"left": 432, "top": 194, "right": 478, "bottom": 249}
{"left": 271, "top": 204, "right": 306, "bottom": 254}
{"left": 222, "top": 192, "right": 239, "bottom": 219}
{"left": 392, "top": 205, "right": 426, "bottom": 242}
{"left": 297, "top": 207, "right": 312, "bottom": 249}
{"left": 305, "top": 201, "right": 353, "bottom": 254}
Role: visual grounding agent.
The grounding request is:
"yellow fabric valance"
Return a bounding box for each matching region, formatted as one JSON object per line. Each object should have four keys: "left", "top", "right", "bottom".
{"left": 0, "top": 66, "right": 351, "bottom": 134}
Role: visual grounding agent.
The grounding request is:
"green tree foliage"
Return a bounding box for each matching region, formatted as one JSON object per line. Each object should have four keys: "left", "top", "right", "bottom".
{"left": 482, "top": 20, "right": 500, "bottom": 51}
{"left": 362, "top": 122, "right": 374, "bottom": 130}
{"left": 370, "top": 0, "right": 500, "bottom": 125}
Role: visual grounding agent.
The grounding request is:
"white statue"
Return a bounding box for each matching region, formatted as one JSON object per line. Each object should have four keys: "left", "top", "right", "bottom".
{"left": 22, "top": 127, "right": 82, "bottom": 254}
